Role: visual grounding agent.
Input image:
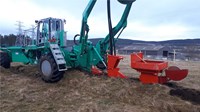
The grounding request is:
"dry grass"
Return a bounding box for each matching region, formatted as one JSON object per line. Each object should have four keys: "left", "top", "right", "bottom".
{"left": 0, "top": 56, "right": 200, "bottom": 112}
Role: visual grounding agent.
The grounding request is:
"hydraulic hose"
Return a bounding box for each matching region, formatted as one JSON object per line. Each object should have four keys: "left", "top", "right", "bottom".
{"left": 107, "top": 0, "right": 116, "bottom": 55}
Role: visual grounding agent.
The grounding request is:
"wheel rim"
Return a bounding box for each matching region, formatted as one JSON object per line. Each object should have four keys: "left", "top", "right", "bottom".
{"left": 41, "top": 60, "right": 52, "bottom": 77}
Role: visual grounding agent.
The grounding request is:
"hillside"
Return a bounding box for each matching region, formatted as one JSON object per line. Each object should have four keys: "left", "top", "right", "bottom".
{"left": 65, "top": 38, "right": 200, "bottom": 48}
{"left": 86, "top": 38, "right": 200, "bottom": 60}
{"left": 86, "top": 38, "right": 200, "bottom": 47}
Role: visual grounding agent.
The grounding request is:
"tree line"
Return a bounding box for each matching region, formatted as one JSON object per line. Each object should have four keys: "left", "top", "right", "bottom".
{"left": 0, "top": 34, "right": 17, "bottom": 46}
{"left": 0, "top": 34, "right": 32, "bottom": 47}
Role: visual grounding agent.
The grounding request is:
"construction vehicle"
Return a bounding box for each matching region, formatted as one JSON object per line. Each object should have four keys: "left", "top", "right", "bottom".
{"left": 0, "top": 0, "right": 188, "bottom": 84}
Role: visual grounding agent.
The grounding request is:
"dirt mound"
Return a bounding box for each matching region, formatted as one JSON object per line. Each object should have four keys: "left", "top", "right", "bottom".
{"left": 0, "top": 63, "right": 200, "bottom": 112}
{"left": 166, "top": 83, "right": 200, "bottom": 105}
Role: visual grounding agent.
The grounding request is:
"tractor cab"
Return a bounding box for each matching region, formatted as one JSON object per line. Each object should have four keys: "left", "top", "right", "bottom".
{"left": 35, "top": 17, "right": 66, "bottom": 47}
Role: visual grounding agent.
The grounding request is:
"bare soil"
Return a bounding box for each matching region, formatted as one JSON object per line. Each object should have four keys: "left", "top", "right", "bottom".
{"left": 0, "top": 56, "right": 200, "bottom": 112}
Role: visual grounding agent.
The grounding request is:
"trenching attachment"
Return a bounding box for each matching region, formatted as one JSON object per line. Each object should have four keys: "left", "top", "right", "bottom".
{"left": 107, "top": 55, "right": 127, "bottom": 78}
{"left": 130, "top": 52, "right": 189, "bottom": 84}
{"left": 91, "top": 55, "right": 126, "bottom": 78}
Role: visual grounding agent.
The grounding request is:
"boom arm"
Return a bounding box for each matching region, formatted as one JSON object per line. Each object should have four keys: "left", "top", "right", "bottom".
{"left": 78, "top": 0, "right": 135, "bottom": 55}
{"left": 96, "top": 1, "right": 135, "bottom": 56}
{"left": 79, "top": 0, "right": 97, "bottom": 54}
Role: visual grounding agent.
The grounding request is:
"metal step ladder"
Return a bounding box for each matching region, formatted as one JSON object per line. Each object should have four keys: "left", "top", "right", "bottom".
{"left": 49, "top": 44, "right": 67, "bottom": 71}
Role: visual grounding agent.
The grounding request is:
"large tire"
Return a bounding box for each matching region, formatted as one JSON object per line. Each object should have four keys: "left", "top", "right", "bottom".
{"left": 39, "top": 54, "right": 64, "bottom": 83}
{"left": 0, "top": 52, "right": 11, "bottom": 68}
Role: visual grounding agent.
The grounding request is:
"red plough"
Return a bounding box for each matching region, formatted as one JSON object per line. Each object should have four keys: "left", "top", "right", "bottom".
{"left": 131, "top": 52, "right": 188, "bottom": 84}
{"left": 91, "top": 55, "right": 127, "bottom": 78}
{"left": 107, "top": 55, "right": 127, "bottom": 78}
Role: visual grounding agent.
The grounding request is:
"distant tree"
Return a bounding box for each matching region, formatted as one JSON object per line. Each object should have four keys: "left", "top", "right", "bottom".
{"left": 8, "top": 34, "right": 17, "bottom": 46}
{"left": 0, "top": 34, "right": 4, "bottom": 45}
{"left": 0, "top": 34, "right": 17, "bottom": 46}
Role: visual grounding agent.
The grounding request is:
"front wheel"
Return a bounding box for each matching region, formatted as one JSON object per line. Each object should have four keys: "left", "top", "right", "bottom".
{"left": 39, "top": 54, "right": 64, "bottom": 83}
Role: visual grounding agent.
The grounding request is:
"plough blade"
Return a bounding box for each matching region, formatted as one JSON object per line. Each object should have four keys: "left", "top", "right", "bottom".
{"left": 91, "top": 66, "right": 103, "bottom": 75}
{"left": 107, "top": 55, "right": 127, "bottom": 78}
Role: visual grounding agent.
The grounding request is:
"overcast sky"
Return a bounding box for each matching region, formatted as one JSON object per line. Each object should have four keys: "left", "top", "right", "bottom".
{"left": 0, "top": 0, "right": 199, "bottom": 41}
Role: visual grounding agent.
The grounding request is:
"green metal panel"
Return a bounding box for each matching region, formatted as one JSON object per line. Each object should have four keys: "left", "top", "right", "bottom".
{"left": 11, "top": 49, "right": 30, "bottom": 64}
{"left": 59, "top": 30, "right": 65, "bottom": 47}
{"left": 0, "top": 46, "right": 43, "bottom": 64}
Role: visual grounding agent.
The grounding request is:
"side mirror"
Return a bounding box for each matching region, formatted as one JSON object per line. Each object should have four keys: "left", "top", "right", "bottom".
{"left": 64, "top": 19, "right": 66, "bottom": 24}
{"left": 35, "top": 20, "right": 38, "bottom": 23}
{"left": 118, "top": 0, "right": 136, "bottom": 4}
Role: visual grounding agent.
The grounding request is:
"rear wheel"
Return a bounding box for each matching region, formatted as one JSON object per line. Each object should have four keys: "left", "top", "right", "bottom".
{"left": 0, "top": 52, "right": 11, "bottom": 68}
{"left": 39, "top": 54, "right": 64, "bottom": 83}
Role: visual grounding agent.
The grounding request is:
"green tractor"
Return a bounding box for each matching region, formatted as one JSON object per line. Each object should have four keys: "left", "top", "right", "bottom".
{"left": 0, "top": 0, "right": 136, "bottom": 82}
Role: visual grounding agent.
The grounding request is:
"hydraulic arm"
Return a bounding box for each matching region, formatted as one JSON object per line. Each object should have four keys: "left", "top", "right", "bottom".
{"left": 79, "top": 0, "right": 97, "bottom": 55}
{"left": 97, "top": 0, "right": 135, "bottom": 56}
{"left": 75, "top": 0, "right": 135, "bottom": 57}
